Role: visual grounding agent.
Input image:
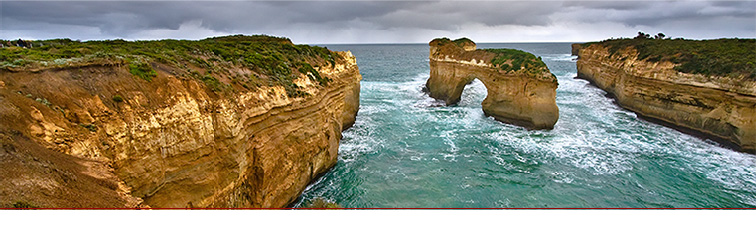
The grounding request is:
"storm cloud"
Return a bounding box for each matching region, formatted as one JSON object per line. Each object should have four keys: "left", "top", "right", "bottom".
{"left": 1, "top": 0, "right": 754, "bottom": 43}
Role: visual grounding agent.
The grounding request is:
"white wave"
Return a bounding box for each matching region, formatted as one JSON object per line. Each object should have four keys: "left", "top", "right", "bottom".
{"left": 356, "top": 104, "right": 390, "bottom": 115}
{"left": 555, "top": 74, "right": 756, "bottom": 200}
{"left": 542, "top": 54, "right": 578, "bottom": 62}
{"left": 326, "top": 50, "right": 756, "bottom": 207}
{"left": 664, "top": 134, "right": 756, "bottom": 201}
{"left": 338, "top": 115, "right": 382, "bottom": 163}
{"left": 458, "top": 79, "right": 487, "bottom": 107}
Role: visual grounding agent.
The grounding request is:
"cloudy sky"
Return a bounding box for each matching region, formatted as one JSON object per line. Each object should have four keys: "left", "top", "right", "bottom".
{"left": 1, "top": 0, "right": 755, "bottom": 43}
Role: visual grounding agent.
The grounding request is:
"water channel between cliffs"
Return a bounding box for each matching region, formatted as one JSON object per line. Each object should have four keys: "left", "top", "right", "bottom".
{"left": 294, "top": 43, "right": 756, "bottom": 208}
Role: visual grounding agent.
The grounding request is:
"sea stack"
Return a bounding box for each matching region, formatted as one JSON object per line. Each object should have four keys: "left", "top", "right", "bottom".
{"left": 425, "top": 37, "right": 559, "bottom": 130}
{"left": 574, "top": 38, "right": 756, "bottom": 153}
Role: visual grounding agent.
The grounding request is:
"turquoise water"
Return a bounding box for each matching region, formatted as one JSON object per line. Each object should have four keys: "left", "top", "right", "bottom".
{"left": 294, "top": 43, "right": 756, "bottom": 208}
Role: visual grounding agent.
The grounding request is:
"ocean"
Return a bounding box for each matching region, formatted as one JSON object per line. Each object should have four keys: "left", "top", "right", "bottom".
{"left": 293, "top": 43, "right": 756, "bottom": 208}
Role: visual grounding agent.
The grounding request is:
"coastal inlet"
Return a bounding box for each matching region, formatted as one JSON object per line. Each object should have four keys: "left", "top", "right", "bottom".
{"left": 295, "top": 43, "right": 756, "bottom": 208}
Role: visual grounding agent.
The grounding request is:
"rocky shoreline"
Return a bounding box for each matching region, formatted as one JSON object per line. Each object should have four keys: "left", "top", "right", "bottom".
{"left": 573, "top": 42, "right": 755, "bottom": 153}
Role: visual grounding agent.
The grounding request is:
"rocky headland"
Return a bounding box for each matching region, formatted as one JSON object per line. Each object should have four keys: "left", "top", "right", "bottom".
{"left": 425, "top": 38, "right": 559, "bottom": 130}
{"left": 574, "top": 37, "right": 756, "bottom": 153}
{"left": 0, "top": 35, "right": 361, "bottom": 208}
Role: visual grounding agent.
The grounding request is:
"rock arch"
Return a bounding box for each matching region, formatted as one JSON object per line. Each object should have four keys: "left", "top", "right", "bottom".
{"left": 425, "top": 38, "right": 559, "bottom": 130}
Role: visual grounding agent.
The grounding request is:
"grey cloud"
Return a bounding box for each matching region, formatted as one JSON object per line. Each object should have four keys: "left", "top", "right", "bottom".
{"left": 383, "top": 1, "right": 563, "bottom": 28}
{"left": 4, "top": 1, "right": 562, "bottom": 35}
{"left": 562, "top": 1, "right": 650, "bottom": 10}
{"left": 3, "top": 1, "right": 200, "bottom": 31}
{"left": 263, "top": 1, "right": 422, "bottom": 23}
{"left": 2, "top": 1, "right": 424, "bottom": 35}
{"left": 560, "top": 0, "right": 756, "bottom": 27}
{"left": 1, "top": 0, "right": 753, "bottom": 42}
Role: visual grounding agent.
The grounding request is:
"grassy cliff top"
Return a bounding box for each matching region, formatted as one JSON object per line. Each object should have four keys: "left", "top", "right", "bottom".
{"left": 430, "top": 37, "right": 475, "bottom": 48}
{"left": 584, "top": 36, "right": 756, "bottom": 80}
{"left": 483, "top": 48, "right": 549, "bottom": 75}
{"left": 1, "top": 35, "right": 342, "bottom": 97}
{"left": 430, "top": 37, "right": 549, "bottom": 76}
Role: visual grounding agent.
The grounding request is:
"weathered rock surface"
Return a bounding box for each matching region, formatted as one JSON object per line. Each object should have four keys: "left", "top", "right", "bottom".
{"left": 0, "top": 51, "right": 361, "bottom": 208}
{"left": 571, "top": 43, "right": 582, "bottom": 56}
{"left": 574, "top": 44, "right": 756, "bottom": 153}
{"left": 426, "top": 38, "right": 559, "bottom": 129}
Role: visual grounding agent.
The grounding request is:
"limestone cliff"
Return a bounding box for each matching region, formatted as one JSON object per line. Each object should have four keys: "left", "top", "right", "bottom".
{"left": 426, "top": 38, "right": 559, "bottom": 130}
{"left": 0, "top": 36, "right": 361, "bottom": 208}
{"left": 574, "top": 43, "right": 756, "bottom": 153}
{"left": 571, "top": 43, "right": 582, "bottom": 56}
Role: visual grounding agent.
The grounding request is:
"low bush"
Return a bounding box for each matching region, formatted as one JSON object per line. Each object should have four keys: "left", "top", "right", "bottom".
{"left": 297, "top": 62, "right": 331, "bottom": 86}
{"left": 128, "top": 61, "right": 157, "bottom": 81}
{"left": 112, "top": 94, "right": 124, "bottom": 103}
{"left": 485, "top": 48, "right": 548, "bottom": 74}
{"left": 12, "top": 201, "right": 38, "bottom": 209}
{"left": 35, "top": 97, "right": 51, "bottom": 106}
{"left": 201, "top": 75, "right": 225, "bottom": 92}
{"left": 79, "top": 123, "right": 97, "bottom": 132}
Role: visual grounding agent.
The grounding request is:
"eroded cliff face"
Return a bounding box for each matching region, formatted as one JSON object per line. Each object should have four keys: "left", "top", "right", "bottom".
{"left": 575, "top": 44, "right": 756, "bottom": 153}
{"left": 426, "top": 38, "right": 559, "bottom": 130}
{"left": 0, "top": 51, "right": 360, "bottom": 208}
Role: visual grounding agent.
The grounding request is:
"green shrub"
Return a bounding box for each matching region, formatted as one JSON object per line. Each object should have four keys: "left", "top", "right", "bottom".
{"left": 297, "top": 62, "right": 331, "bottom": 86}
{"left": 12, "top": 201, "right": 38, "bottom": 209}
{"left": 129, "top": 62, "right": 157, "bottom": 81}
{"left": 79, "top": 123, "right": 97, "bottom": 132}
{"left": 201, "top": 75, "right": 225, "bottom": 92}
{"left": 112, "top": 94, "right": 124, "bottom": 103}
{"left": 285, "top": 84, "right": 309, "bottom": 98}
{"left": 431, "top": 37, "right": 475, "bottom": 49}
{"left": 35, "top": 97, "right": 51, "bottom": 106}
{"left": 452, "top": 37, "right": 474, "bottom": 46}
{"left": 485, "top": 48, "right": 548, "bottom": 74}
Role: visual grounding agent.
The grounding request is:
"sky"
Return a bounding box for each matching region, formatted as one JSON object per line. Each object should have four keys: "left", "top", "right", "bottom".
{"left": 1, "top": 0, "right": 755, "bottom": 44}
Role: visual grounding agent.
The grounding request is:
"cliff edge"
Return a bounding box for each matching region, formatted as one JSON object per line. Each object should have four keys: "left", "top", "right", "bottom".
{"left": 426, "top": 38, "right": 559, "bottom": 130}
{"left": 574, "top": 38, "right": 756, "bottom": 153}
{"left": 0, "top": 35, "right": 361, "bottom": 208}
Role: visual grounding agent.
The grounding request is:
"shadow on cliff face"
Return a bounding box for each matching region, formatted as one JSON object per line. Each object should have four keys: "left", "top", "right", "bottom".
{"left": 0, "top": 129, "right": 142, "bottom": 208}
{"left": 0, "top": 66, "right": 148, "bottom": 208}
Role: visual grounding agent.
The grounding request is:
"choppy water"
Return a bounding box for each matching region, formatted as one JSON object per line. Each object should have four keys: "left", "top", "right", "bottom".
{"left": 294, "top": 43, "right": 756, "bottom": 208}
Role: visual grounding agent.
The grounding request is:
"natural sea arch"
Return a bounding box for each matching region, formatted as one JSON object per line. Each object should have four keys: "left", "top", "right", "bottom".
{"left": 425, "top": 38, "right": 559, "bottom": 130}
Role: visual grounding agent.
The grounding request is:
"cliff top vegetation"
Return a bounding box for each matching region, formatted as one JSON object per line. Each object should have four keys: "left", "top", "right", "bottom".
{"left": 584, "top": 32, "right": 756, "bottom": 80}
{"left": 430, "top": 37, "right": 550, "bottom": 76}
{"left": 0, "top": 34, "right": 342, "bottom": 97}
{"left": 430, "top": 37, "right": 474, "bottom": 47}
{"left": 484, "top": 48, "right": 549, "bottom": 75}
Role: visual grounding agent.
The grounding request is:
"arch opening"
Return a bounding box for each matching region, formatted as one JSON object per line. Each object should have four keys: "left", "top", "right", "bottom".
{"left": 458, "top": 78, "right": 488, "bottom": 108}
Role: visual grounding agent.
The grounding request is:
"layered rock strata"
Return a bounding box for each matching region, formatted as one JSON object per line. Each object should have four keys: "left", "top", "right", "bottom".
{"left": 426, "top": 38, "right": 559, "bottom": 130}
{"left": 0, "top": 42, "right": 360, "bottom": 208}
{"left": 574, "top": 44, "right": 755, "bottom": 153}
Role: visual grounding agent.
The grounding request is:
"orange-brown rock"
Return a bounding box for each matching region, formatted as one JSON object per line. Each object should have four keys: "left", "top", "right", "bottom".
{"left": 575, "top": 44, "right": 756, "bottom": 153}
{"left": 426, "top": 38, "right": 559, "bottom": 130}
{"left": 0, "top": 51, "right": 360, "bottom": 208}
{"left": 571, "top": 43, "right": 582, "bottom": 56}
